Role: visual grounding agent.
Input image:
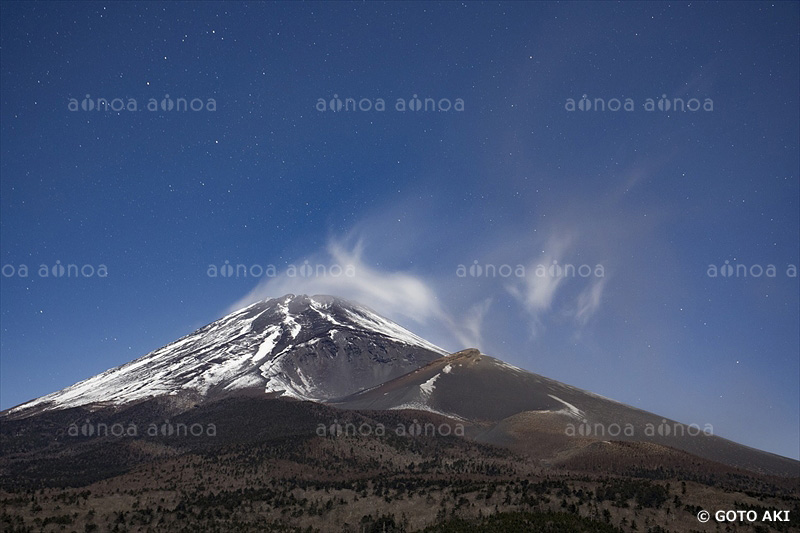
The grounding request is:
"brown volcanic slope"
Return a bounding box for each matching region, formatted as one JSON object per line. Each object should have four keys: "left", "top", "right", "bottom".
{"left": 330, "top": 349, "right": 800, "bottom": 477}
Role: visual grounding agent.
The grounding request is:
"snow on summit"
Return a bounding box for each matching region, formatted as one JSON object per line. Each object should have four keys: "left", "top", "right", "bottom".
{"left": 7, "top": 294, "right": 446, "bottom": 417}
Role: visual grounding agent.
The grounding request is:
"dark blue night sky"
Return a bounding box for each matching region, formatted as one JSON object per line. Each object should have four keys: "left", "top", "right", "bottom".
{"left": 1, "top": 2, "right": 798, "bottom": 458}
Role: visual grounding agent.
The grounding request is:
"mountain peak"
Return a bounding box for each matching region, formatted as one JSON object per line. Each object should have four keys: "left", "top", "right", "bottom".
{"left": 6, "top": 295, "right": 446, "bottom": 418}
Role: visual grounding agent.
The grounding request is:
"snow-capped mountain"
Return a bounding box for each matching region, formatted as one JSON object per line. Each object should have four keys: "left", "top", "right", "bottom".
{"left": 6, "top": 294, "right": 446, "bottom": 418}
{"left": 4, "top": 295, "right": 797, "bottom": 477}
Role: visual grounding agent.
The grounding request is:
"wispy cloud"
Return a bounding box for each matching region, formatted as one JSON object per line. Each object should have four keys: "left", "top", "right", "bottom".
{"left": 507, "top": 233, "right": 574, "bottom": 315}
{"left": 457, "top": 298, "right": 493, "bottom": 349}
{"left": 226, "top": 238, "right": 486, "bottom": 352}
{"left": 575, "top": 277, "right": 607, "bottom": 325}
{"left": 504, "top": 232, "right": 608, "bottom": 335}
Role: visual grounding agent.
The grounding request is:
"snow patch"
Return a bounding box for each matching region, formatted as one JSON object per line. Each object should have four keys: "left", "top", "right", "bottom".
{"left": 496, "top": 360, "right": 526, "bottom": 373}
{"left": 277, "top": 301, "right": 302, "bottom": 339}
{"left": 253, "top": 326, "right": 281, "bottom": 361}
{"left": 419, "top": 373, "right": 440, "bottom": 399}
{"left": 343, "top": 307, "right": 447, "bottom": 355}
{"left": 389, "top": 402, "right": 466, "bottom": 421}
{"left": 547, "top": 394, "right": 584, "bottom": 420}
